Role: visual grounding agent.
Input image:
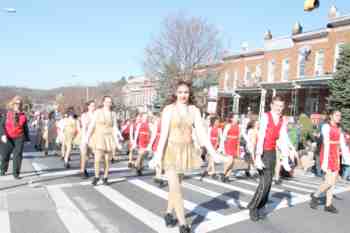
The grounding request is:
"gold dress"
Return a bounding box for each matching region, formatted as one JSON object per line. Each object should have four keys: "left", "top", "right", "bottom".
{"left": 162, "top": 106, "right": 201, "bottom": 173}
{"left": 93, "top": 109, "right": 117, "bottom": 156}
{"left": 63, "top": 118, "right": 77, "bottom": 145}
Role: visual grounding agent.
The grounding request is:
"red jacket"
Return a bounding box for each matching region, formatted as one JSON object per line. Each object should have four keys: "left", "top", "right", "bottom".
{"left": 0, "top": 111, "right": 30, "bottom": 140}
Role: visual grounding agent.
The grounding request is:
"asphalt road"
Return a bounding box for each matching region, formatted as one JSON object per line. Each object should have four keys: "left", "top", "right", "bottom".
{"left": 1, "top": 141, "right": 350, "bottom": 233}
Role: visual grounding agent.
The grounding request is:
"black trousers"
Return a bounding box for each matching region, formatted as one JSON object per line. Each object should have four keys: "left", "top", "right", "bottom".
{"left": 248, "top": 150, "right": 276, "bottom": 210}
{"left": 0, "top": 136, "right": 25, "bottom": 176}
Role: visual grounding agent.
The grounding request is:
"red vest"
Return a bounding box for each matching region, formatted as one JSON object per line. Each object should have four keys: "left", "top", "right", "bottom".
{"left": 263, "top": 112, "right": 283, "bottom": 151}
{"left": 138, "top": 122, "right": 150, "bottom": 148}
{"left": 210, "top": 127, "right": 219, "bottom": 148}
{"left": 152, "top": 121, "right": 161, "bottom": 152}
{"left": 5, "top": 111, "right": 27, "bottom": 139}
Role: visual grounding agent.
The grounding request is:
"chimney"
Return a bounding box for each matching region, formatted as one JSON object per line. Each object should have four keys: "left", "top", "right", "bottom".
{"left": 264, "top": 30, "right": 272, "bottom": 40}
{"left": 292, "top": 22, "right": 303, "bottom": 35}
{"left": 328, "top": 5, "right": 339, "bottom": 20}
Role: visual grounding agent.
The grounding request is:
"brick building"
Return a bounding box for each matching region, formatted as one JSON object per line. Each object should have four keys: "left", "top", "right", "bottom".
{"left": 217, "top": 6, "right": 350, "bottom": 117}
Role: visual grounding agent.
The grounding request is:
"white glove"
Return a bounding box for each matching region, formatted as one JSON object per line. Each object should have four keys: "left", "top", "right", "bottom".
{"left": 1, "top": 135, "right": 7, "bottom": 144}
{"left": 281, "top": 156, "right": 291, "bottom": 172}
{"left": 255, "top": 156, "right": 265, "bottom": 170}
{"left": 321, "top": 162, "right": 328, "bottom": 172}
{"left": 148, "top": 152, "right": 162, "bottom": 169}
{"left": 212, "top": 152, "right": 229, "bottom": 164}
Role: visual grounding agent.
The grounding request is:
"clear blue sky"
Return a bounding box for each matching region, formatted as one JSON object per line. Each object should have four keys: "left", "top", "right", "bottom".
{"left": 1, "top": 0, "right": 349, "bottom": 89}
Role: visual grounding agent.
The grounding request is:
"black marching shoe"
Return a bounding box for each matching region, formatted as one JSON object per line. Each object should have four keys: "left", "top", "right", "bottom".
{"left": 200, "top": 171, "right": 208, "bottom": 180}
{"left": 164, "top": 213, "right": 177, "bottom": 228}
{"left": 81, "top": 170, "right": 89, "bottom": 179}
{"left": 64, "top": 162, "right": 70, "bottom": 169}
{"left": 179, "top": 225, "right": 191, "bottom": 233}
{"left": 310, "top": 193, "right": 319, "bottom": 209}
{"left": 0, "top": 171, "right": 5, "bottom": 176}
{"left": 249, "top": 208, "right": 260, "bottom": 222}
{"left": 102, "top": 177, "right": 109, "bottom": 185}
{"left": 221, "top": 175, "right": 229, "bottom": 183}
{"left": 136, "top": 168, "right": 143, "bottom": 176}
{"left": 91, "top": 177, "right": 100, "bottom": 186}
{"left": 324, "top": 204, "right": 339, "bottom": 214}
{"left": 128, "top": 162, "right": 134, "bottom": 168}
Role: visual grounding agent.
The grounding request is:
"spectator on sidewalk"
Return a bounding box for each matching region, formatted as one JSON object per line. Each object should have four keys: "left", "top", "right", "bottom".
{"left": 0, "top": 96, "right": 30, "bottom": 179}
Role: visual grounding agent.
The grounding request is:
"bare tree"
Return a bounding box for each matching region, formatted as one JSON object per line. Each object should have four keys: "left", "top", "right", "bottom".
{"left": 144, "top": 13, "right": 223, "bottom": 80}
{"left": 144, "top": 13, "right": 223, "bottom": 107}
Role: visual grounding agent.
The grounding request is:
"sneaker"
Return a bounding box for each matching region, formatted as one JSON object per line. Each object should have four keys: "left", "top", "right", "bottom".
{"left": 91, "top": 177, "right": 100, "bottom": 186}
{"left": 179, "top": 224, "right": 191, "bottom": 233}
{"left": 324, "top": 204, "right": 339, "bottom": 214}
{"left": 274, "top": 179, "right": 283, "bottom": 185}
{"left": 164, "top": 213, "right": 177, "bottom": 228}
{"left": 102, "top": 177, "right": 109, "bottom": 185}
{"left": 310, "top": 193, "right": 319, "bottom": 209}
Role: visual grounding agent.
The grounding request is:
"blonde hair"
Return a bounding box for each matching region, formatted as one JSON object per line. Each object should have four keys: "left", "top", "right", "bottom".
{"left": 7, "top": 96, "right": 23, "bottom": 111}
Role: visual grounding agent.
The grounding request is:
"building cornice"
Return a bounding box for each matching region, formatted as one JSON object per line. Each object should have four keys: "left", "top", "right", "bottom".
{"left": 223, "top": 49, "right": 264, "bottom": 61}
{"left": 292, "top": 29, "right": 328, "bottom": 42}
{"left": 327, "top": 14, "right": 350, "bottom": 28}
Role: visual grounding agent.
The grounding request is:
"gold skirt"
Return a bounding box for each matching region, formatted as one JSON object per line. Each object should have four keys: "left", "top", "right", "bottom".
{"left": 162, "top": 141, "right": 201, "bottom": 174}
{"left": 94, "top": 133, "right": 116, "bottom": 153}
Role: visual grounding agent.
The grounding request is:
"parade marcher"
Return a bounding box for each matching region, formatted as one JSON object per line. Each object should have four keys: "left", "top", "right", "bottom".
{"left": 201, "top": 116, "right": 222, "bottom": 179}
{"left": 245, "top": 119, "right": 259, "bottom": 176}
{"left": 220, "top": 114, "right": 240, "bottom": 183}
{"left": 128, "top": 114, "right": 141, "bottom": 168}
{"left": 248, "top": 96, "right": 296, "bottom": 221}
{"left": 149, "top": 81, "right": 225, "bottom": 233}
{"left": 148, "top": 114, "right": 166, "bottom": 186}
{"left": 42, "top": 111, "right": 57, "bottom": 156}
{"left": 79, "top": 100, "right": 96, "bottom": 179}
{"left": 310, "top": 110, "right": 350, "bottom": 213}
{"left": 134, "top": 112, "right": 151, "bottom": 175}
{"left": 342, "top": 130, "right": 350, "bottom": 181}
{"left": 86, "top": 96, "right": 122, "bottom": 186}
{"left": 0, "top": 96, "right": 30, "bottom": 179}
{"left": 61, "top": 109, "right": 79, "bottom": 168}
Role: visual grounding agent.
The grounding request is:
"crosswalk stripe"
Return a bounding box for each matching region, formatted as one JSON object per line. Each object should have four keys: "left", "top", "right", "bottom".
{"left": 95, "top": 185, "right": 178, "bottom": 233}
{"left": 0, "top": 193, "right": 10, "bottom": 233}
{"left": 47, "top": 186, "right": 101, "bottom": 233}
{"left": 129, "top": 179, "right": 224, "bottom": 219}
{"left": 39, "top": 167, "right": 129, "bottom": 177}
{"left": 232, "top": 179, "right": 302, "bottom": 197}
{"left": 279, "top": 183, "right": 314, "bottom": 193}
{"left": 283, "top": 179, "right": 320, "bottom": 188}
{"left": 182, "top": 182, "right": 248, "bottom": 208}
{"left": 194, "top": 177, "right": 255, "bottom": 195}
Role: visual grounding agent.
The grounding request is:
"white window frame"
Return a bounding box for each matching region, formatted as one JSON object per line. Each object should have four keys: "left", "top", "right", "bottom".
{"left": 334, "top": 43, "right": 345, "bottom": 72}
{"left": 244, "top": 66, "right": 251, "bottom": 85}
{"left": 223, "top": 71, "right": 229, "bottom": 91}
{"left": 268, "top": 59, "right": 275, "bottom": 82}
{"left": 233, "top": 70, "right": 238, "bottom": 89}
{"left": 298, "top": 54, "right": 306, "bottom": 78}
{"left": 281, "top": 59, "right": 289, "bottom": 81}
{"left": 255, "top": 64, "right": 262, "bottom": 82}
{"left": 314, "top": 49, "right": 324, "bottom": 76}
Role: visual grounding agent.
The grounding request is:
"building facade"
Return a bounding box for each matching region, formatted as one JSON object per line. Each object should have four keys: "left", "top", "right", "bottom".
{"left": 218, "top": 6, "right": 350, "bottom": 118}
{"left": 122, "top": 75, "right": 158, "bottom": 115}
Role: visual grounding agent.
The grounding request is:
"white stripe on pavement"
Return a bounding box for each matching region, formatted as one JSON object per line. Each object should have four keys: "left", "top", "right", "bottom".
{"left": 182, "top": 182, "right": 248, "bottom": 208}
{"left": 129, "top": 179, "right": 223, "bottom": 220}
{"left": 40, "top": 167, "right": 129, "bottom": 177}
{"left": 194, "top": 177, "right": 255, "bottom": 196}
{"left": 283, "top": 179, "right": 320, "bottom": 188}
{"left": 0, "top": 193, "right": 10, "bottom": 233}
{"left": 95, "top": 185, "right": 178, "bottom": 233}
{"left": 232, "top": 179, "right": 302, "bottom": 197}
{"left": 279, "top": 183, "right": 314, "bottom": 193}
{"left": 47, "top": 186, "right": 101, "bottom": 233}
{"left": 45, "top": 178, "right": 126, "bottom": 189}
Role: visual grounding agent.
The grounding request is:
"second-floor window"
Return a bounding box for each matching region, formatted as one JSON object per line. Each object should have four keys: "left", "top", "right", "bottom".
{"left": 223, "top": 71, "right": 229, "bottom": 90}
{"left": 334, "top": 43, "right": 345, "bottom": 72}
{"left": 268, "top": 60, "right": 275, "bottom": 82}
{"left": 298, "top": 54, "right": 306, "bottom": 77}
{"left": 282, "top": 59, "right": 289, "bottom": 81}
{"left": 233, "top": 70, "right": 238, "bottom": 88}
{"left": 245, "top": 66, "right": 252, "bottom": 85}
{"left": 314, "top": 49, "right": 324, "bottom": 76}
{"left": 255, "top": 64, "right": 262, "bottom": 82}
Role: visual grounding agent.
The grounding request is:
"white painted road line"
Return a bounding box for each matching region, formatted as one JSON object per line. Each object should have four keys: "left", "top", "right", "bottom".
{"left": 129, "top": 179, "right": 224, "bottom": 220}
{"left": 182, "top": 182, "right": 248, "bottom": 208}
{"left": 232, "top": 179, "right": 302, "bottom": 198}
{"left": 194, "top": 177, "right": 255, "bottom": 196}
{"left": 279, "top": 183, "right": 314, "bottom": 193}
{"left": 0, "top": 193, "right": 10, "bottom": 233}
{"left": 95, "top": 185, "right": 178, "bottom": 233}
{"left": 40, "top": 167, "right": 129, "bottom": 177}
{"left": 47, "top": 186, "right": 101, "bottom": 233}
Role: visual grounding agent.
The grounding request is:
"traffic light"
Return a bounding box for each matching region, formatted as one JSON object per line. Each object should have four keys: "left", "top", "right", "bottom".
{"left": 304, "top": 0, "right": 320, "bottom": 12}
